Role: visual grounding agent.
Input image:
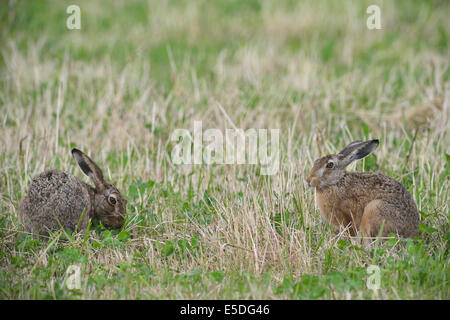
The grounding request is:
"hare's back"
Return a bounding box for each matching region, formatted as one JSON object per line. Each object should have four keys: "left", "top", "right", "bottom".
{"left": 26, "top": 170, "right": 87, "bottom": 202}
{"left": 346, "top": 171, "right": 419, "bottom": 221}
{"left": 20, "top": 170, "right": 91, "bottom": 235}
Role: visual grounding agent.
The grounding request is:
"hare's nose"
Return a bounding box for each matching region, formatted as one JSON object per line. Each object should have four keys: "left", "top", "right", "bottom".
{"left": 305, "top": 176, "right": 312, "bottom": 186}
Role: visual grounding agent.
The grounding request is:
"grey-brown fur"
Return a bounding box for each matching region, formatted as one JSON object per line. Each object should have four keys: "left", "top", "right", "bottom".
{"left": 19, "top": 149, "right": 127, "bottom": 237}
{"left": 306, "top": 139, "right": 419, "bottom": 238}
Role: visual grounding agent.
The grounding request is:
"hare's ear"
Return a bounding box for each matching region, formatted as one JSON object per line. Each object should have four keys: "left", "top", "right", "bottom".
{"left": 72, "top": 148, "right": 108, "bottom": 191}
{"left": 337, "top": 139, "right": 379, "bottom": 167}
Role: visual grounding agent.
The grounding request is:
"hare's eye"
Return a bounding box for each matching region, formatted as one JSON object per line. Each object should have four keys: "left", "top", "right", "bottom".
{"left": 108, "top": 196, "right": 117, "bottom": 205}
{"left": 326, "top": 162, "right": 334, "bottom": 169}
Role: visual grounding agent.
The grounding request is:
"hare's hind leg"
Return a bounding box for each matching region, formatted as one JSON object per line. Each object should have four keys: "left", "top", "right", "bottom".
{"left": 360, "top": 200, "right": 399, "bottom": 239}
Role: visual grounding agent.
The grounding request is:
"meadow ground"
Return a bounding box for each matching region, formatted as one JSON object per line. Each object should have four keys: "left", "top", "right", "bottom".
{"left": 0, "top": 0, "right": 449, "bottom": 299}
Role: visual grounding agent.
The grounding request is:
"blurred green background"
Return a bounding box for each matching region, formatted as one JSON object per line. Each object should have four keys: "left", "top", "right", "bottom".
{"left": 2, "top": 0, "right": 448, "bottom": 89}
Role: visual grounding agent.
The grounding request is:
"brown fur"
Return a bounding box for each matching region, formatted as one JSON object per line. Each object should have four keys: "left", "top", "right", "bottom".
{"left": 307, "top": 140, "right": 419, "bottom": 238}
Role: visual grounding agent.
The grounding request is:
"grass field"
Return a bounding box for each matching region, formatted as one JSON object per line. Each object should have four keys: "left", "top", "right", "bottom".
{"left": 0, "top": 0, "right": 449, "bottom": 299}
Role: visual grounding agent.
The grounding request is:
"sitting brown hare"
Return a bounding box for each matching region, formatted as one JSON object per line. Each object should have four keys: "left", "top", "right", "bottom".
{"left": 19, "top": 148, "right": 127, "bottom": 237}
{"left": 306, "top": 139, "right": 419, "bottom": 239}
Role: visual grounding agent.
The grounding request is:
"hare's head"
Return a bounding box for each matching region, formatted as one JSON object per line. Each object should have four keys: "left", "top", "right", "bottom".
{"left": 306, "top": 139, "right": 379, "bottom": 189}
{"left": 72, "top": 148, "right": 127, "bottom": 228}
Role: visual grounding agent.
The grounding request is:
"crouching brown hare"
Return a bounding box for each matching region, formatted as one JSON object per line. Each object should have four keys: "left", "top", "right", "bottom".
{"left": 306, "top": 139, "right": 419, "bottom": 239}
{"left": 19, "top": 148, "right": 127, "bottom": 237}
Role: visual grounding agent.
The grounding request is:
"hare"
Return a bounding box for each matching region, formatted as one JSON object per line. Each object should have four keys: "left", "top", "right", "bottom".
{"left": 306, "top": 139, "right": 419, "bottom": 239}
{"left": 19, "top": 148, "right": 127, "bottom": 237}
